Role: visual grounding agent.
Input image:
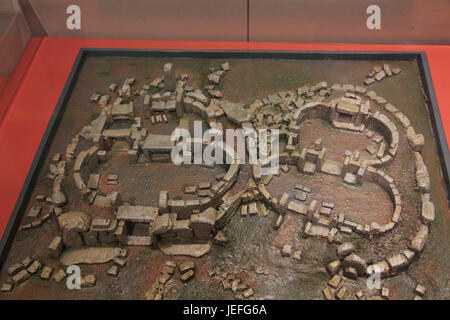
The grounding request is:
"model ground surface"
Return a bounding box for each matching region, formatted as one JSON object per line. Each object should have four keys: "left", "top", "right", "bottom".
{"left": 0, "top": 56, "right": 448, "bottom": 300}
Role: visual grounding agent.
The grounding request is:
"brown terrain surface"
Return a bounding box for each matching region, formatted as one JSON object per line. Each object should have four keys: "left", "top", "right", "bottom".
{"left": 0, "top": 56, "right": 448, "bottom": 300}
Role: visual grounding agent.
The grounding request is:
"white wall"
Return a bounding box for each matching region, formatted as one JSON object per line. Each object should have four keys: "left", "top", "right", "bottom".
{"left": 25, "top": 0, "right": 450, "bottom": 44}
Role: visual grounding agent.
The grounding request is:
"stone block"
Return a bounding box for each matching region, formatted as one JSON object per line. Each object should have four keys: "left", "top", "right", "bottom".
{"left": 174, "top": 220, "right": 194, "bottom": 238}
{"left": 410, "top": 224, "right": 428, "bottom": 252}
{"left": 421, "top": 200, "right": 435, "bottom": 225}
{"left": 189, "top": 208, "right": 216, "bottom": 240}
{"left": 163, "top": 63, "right": 176, "bottom": 92}
{"left": 366, "top": 260, "right": 390, "bottom": 278}
{"left": 387, "top": 253, "right": 408, "bottom": 274}
{"left": 48, "top": 236, "right": 63, "bottom": 258}
{"left": 281, "top": 244, "right": 292, "bottom": 257}
{"left": 40, "top": 266, "right": 53, "bottom": 280}
{"left": 327, "top": 260, "right": 341, "bottom": 275}
{"left": 323, "top": 287, "right": 334, "bottom": 300}
{"left": 52, "top": 269, "right": 67, "bottom": 282}
{"left": 159, "top": 190, "right": 169, "bottom": 213}
{"left": 12, "top": 270, "right": 31, "bottom": 285}
{"left": 179, "top": 260, "right": 195, "bottom": 273}
{"left": 328, "top": 275, "right": 341, "bottom": 289}
{"left": 342, "top": 253, "right": 366, "bottom": 276}
{"left": 149, "top": 213, "right": 175, "bottom": 238}
{"left": 337, "top": 242, "right": 354, "bottom": 258}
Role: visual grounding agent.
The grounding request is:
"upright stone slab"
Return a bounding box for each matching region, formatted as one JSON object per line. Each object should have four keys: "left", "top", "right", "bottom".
{"left": 306, "top": 200, "right": 317, "bottom": 221}
{"left": 414, "top": 152, "right": 430, "bottom": 193}
{"left": 174, "top": 220, "right": 194, "bottom": 238}
{"left": 58, "top": 211, "right": 91, "bottom": 248}
{"left": 387, "top": 253, "right": 408, "bottom": 273}
{"left": 164, "top": 63, "right": 176, "bottom": 92}
{"left": 12, "top": 270, "right": 31, "bottom": 285}
{"left": 176, "top": 89, "right": 184, "bottom": 117}
{"left": 48, "top": 236, "right": 63, "bottom": 258}
{"left": 114, "top": 220, "right": 128, "bottom": 244}
{"left": 149, "top": 213, "right": 176, "bottom": 242}
{"left": 342, "top": 253, "right": 367, "bottom": 276}
{"left": 337, "top": 242, "right": 354, "bottom": 258}
{"left": 159, "top": 190, "right": 169, "bottom": 214}
{"left": 189, "top": 207, "right": 216, "bottom": 240}
{"left": 421, "top": 201, "right": 435, "bottom": 225}
{"left": 410, "top": 224, "right": 428, "bottom": 252}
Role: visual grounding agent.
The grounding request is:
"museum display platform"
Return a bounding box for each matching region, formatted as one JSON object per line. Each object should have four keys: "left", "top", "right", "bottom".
{"left": 0, "top": 37, "right": 449, "bottom": 299}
